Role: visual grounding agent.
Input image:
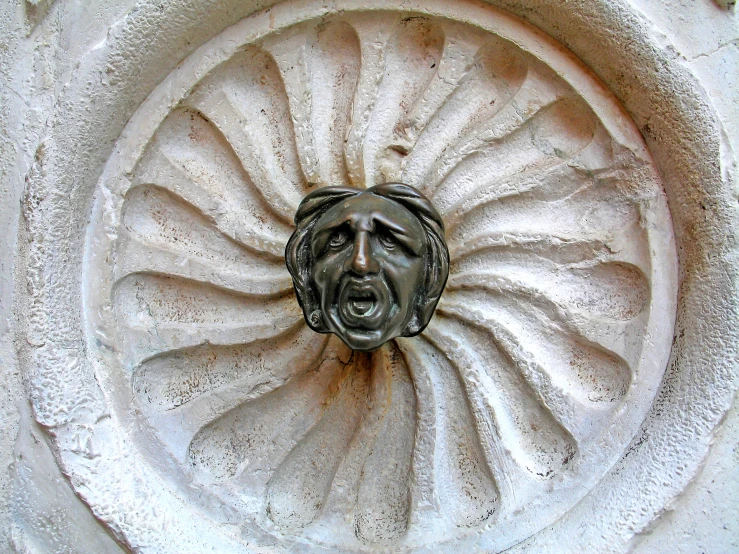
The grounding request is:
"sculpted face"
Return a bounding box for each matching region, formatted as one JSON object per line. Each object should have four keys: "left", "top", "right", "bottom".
{"left": 310, "top": 194, "right": 427, "bottom": 351}
{"left": 286, "top": 183, "right": 449, "bottom": 352}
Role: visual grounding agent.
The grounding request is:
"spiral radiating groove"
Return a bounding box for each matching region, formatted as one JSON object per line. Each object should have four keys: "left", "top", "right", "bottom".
{"left": 110, "top": 12, "right": 662, "bottom": 549}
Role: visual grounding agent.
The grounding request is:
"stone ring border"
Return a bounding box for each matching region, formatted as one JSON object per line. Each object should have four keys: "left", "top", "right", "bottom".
{"left": 85, "top": 1, "right": 678, "bottom": 549}
{"left": 19, "top": 0, "right": 737, "bottom": 552}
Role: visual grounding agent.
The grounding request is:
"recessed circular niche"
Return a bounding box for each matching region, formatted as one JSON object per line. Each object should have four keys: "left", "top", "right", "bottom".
{"left": 82, "top": 1, "right": 677, "bottom": 551}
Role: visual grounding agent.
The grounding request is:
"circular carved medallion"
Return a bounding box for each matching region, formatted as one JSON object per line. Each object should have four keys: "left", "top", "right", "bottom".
{"left": 83, "top": 1, "right": 677, "bottom": 551}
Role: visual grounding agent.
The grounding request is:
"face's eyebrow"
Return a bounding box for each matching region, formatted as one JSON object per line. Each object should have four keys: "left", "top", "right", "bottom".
{"left": 372, "top": 212, "right": 425, "bottom": 255}
{"left": 314, "top": 214, "right": 350, "bottom": 234}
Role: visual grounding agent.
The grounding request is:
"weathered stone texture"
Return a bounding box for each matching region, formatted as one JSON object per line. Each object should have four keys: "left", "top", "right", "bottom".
{"left": 0, "top": 1, "right": 736, "bottom": 552}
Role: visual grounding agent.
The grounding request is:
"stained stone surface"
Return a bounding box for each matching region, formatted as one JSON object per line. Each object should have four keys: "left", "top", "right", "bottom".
{"left": 0, "top": 0, "right": 737, "bottom": 553}
{"left": 81, "top": 5, "right": 677, "bottom": 550}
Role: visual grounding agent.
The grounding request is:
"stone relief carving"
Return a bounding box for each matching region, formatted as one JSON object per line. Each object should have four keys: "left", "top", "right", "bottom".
{"left": 79, "top": 2, "right": 678, "bottom": 551}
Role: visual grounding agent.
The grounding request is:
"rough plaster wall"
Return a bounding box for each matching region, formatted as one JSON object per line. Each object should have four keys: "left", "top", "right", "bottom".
{"left": 11, "top": 408, "right": 124, "bottom": 553}
{"left": 0, "top": 1, "right": 130, "bottom": 551}
{"left": 1, "top": 1, "right": 29, "bottom": 551}
{"left": 633, "top": 396, "right": 739, "bottom": 553}
{"left": 0, "top": 0, "right": 736, "bottom": 552}
{"left": 629, "top": 0, "right": 739, "bottom": 184}
{"left": 626, "top": 3, "right": 739, "bottom": 552}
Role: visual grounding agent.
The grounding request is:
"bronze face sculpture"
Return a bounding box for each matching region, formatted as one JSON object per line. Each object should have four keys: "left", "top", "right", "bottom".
{"left": 286, "top": 183, "right": 449, "bottom": 351}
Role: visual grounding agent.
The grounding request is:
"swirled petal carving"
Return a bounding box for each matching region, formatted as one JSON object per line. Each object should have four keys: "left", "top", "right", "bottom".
{"left": 83, "top": 5, "right": 677, "bottom": 551}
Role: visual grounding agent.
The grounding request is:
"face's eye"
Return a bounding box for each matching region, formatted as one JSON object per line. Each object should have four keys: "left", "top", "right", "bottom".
{"left": 328, "top": 230, "right": 349, "bottom": 248}
{"left": 378, "top": 231, "right": 397, "bottom": 250}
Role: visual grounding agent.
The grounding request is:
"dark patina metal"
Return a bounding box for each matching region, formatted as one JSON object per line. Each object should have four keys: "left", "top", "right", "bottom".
{"left": 286, "top": 183, "right": 450, "bottom": 351}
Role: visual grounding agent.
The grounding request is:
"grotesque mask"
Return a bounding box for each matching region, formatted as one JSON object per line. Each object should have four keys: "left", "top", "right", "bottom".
{"left": 286, "top": 183, "right": 449, "bottom": 351}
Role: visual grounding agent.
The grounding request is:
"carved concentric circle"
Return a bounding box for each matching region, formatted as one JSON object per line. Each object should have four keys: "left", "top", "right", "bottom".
{"left": 83, "top": 1, "right": 677, "bottom": 551}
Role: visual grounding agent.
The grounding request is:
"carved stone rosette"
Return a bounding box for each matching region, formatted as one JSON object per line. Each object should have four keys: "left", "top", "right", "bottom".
{"left": 73, "top": 1, "right": 680, "bottom": 551}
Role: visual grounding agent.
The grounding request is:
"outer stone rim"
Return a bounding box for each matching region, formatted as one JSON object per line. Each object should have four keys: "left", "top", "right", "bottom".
{"left": 17, "top": 0, "right": 737, "bottom": 552}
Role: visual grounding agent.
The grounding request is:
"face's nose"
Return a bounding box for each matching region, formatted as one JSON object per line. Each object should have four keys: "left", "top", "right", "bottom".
{"left": 347, "top": 231, "right": 379, "bottom": 275}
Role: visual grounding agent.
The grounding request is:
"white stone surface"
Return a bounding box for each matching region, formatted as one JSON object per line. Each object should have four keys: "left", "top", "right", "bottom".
{"left": 0, "top": 0, "right": 736, "bottom": 552}
{"left": 81, "top": 6, "right": 676, "bottom": 550}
